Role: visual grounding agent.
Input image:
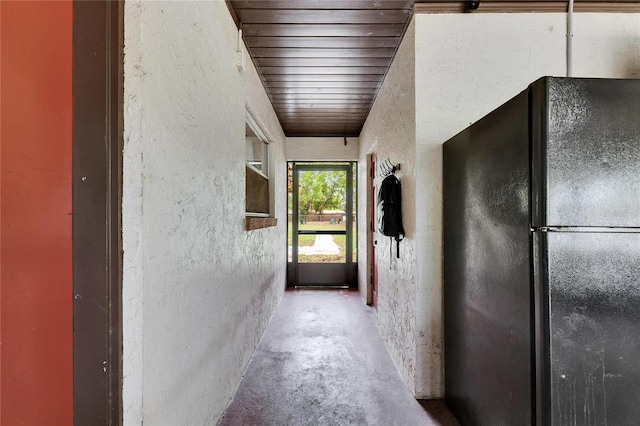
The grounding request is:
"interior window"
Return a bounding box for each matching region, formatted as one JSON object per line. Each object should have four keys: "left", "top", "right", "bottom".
{"left": 246, "top": 122, "right": 268, "bottom": 176}
{"left": 245, "top": 113, "right": 270, "bottom": 216}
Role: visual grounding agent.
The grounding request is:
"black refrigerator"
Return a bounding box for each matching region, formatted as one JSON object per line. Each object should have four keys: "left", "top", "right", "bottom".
{"left": 443, "top": 77, "right": 640, "bottom": 426}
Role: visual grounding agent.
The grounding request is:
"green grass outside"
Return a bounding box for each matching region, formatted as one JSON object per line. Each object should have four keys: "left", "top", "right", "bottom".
{"left": 287, "top": 221, "right": 346, "bottom": 247}
{"left": 287, "top": 221, "right": 357, "bottom": 263}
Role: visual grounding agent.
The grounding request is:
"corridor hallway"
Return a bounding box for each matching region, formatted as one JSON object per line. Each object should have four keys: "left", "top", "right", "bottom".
{"left": 219, "top": 290, "right": 458, "bottom": 426}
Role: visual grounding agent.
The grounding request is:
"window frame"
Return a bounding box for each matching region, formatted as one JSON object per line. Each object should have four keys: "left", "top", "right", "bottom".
{"left": 245, "top": 111, "right": 269, "bottom": 180}
{"left": 245, "top": 111, "right": 271, "bottom": 218}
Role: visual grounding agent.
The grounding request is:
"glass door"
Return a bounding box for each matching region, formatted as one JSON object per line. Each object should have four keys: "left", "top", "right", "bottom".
{"left": 288, "top": 162, "right": 357, "bottom": 287}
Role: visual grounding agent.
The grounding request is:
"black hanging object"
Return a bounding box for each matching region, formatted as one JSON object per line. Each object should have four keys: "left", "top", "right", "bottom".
{"left": 468, "top": 1, "right": 480, "bottom": 10}
{"left": 377, "top": 173, "right": 405, "bottom": 260}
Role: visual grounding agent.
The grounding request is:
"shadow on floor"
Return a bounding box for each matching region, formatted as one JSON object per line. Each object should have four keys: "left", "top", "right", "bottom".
{"left": 417, "top": 400, "right": 459, "bottom": 426}
{"left": 219, "top": 289, "right": 459, "bottom": 425}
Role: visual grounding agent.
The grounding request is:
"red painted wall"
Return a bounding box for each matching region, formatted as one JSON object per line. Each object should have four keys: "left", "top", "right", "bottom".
{"left": 1, "top": 1, "right": 74, "bottom": 424}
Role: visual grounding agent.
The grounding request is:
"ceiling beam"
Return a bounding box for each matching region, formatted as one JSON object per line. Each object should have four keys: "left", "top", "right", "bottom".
{"left": 230, "top": 1, "right": 413, "bottom": 10}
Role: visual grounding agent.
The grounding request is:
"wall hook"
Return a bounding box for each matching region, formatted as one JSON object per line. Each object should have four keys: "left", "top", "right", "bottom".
{"left": 378, "top": 158, "right": 401, "bottom": 177}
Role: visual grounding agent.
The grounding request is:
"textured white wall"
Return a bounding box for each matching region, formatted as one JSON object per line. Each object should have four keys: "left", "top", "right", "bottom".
{"left": 122, "top": 1, "right": 286, "bottom": 424}
{"left": 414, "top": 12, "right": 640, "bottom": 398}
{"left": 572, "top": 14, "right": 640, "bottom": 78}
{"left": 286, "top": 137, "right": 359, "bottom": 161}
{"left": 358, "top": 19, "right": 417, "bottom": 393}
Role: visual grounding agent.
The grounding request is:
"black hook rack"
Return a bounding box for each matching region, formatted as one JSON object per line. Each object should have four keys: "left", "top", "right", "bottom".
{"left": 378, "top": 158, "right": 401, "bottom": 178}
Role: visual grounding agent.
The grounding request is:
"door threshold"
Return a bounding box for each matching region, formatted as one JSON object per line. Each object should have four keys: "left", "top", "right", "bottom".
{"left": 287, "top": 286, "right": 353, "bottom": 291}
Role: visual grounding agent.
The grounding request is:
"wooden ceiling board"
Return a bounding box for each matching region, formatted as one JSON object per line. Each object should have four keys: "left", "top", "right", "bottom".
{"left": 279, "top": 111, "right": 368, "bottom": 114}
{"left": 286, "top": 130, "right": 362, "bottom": 135}
{"left": 280, "top": 120, "right": 368, "bottom": 125}
{"left": 282, "top": 123, "right": 364, "bottom": 128}
{"left": 280, "top": 117, "right": 365, "bottom": 121}
{"left": 260, "top": 66, "right": 388, "bottom": 75}
{"left": 277, "top": 110, "right": 370, "bottom": 114}
{"left": 244, "top": 36, "right": 401, "bottom": 48}
{"left": 265, "top": 74, "right": 384, "bottom": 82}
{"left": 285, "top": 125, "right": 363, "bottom": 130}
{"left": 251, "top": 48, "right": 396, "bottom": 58}
{"left": 282, "top": 123, "right": 367, "bottom": 129}
{"left": 286, "top": 126, "right": 362, "bottom": 132}
{"left": 255, "top": 57, "right": 393, "bottom": 67}
{"left": 284, "top": 123, "right": 364, "bottom": 127}
{"left": 281, "top": 117, "right": 368, "bottom": 122}
{"left": 227, "top": 0, "right": 412, "bottom": 136}
{"left": 242, "top": 23, "right": 406, "bottom": 37}
{"left": 284, "top": 121, "right": 365, "bottom": 126}
{"left": 267, "top": 81, "right": 382, "bottom": 88}
{"left": 277, "top": 109, "right": 370, "bottom": 114}
{"left": 274, "top": 101, "right": 376, "bottom": 106}
{"left": 275, "top": 103, "right": 371, "bottom": 112}
{"left": 287, "top": 134, "right": 362, "bottom": 137}
{"left": 282, "top": 124, "right": 368, "bottom": 130}
{"left": 275, "top": 107, "right": 373, "bottom": 112}
{"left": 271, "top": 93, "right": 376, "bottom": 100}
{"left": 273, "top": 98, "right": 374, "bottom": 104}
{"left": 234, "top": 9, "right": 411, "bottom": 24}
{"left": 230, "top": 1, "right": 413, "bottom": 10}
{"left": 268, "top": 87, "right": 378, "bottom": 94}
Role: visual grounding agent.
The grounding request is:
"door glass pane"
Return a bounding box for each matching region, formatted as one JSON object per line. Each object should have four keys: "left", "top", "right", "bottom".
{"left": 296, "top": 168, "right": 347, "bottom": 264}
{"left": 297, "top": 233, "right": 346, "bottom": 264}
{"left": 297, "top": 170, "right": 347, "bottom": 232}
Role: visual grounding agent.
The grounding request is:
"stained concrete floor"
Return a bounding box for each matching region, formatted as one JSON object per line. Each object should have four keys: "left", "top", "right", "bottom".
{"left": 219, "top": 289, "right": 459, "bottom": 426}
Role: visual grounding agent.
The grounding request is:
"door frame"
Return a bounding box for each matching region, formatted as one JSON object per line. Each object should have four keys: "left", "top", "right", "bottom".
{"left": 288, "top": 162, "right": 357, "bottom": 288}
{"left": 368, "top": 153, "right": 378, "bottom": 307}
{"left": 73, "top": 1, "right": 123, "bottom": 424}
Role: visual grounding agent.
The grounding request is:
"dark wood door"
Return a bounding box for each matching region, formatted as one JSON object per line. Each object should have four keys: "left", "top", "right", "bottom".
{"left": 370, "top": 153, "right": 378, "bottom": 307}
{"left": 73, "top": 1, "right": 123, "bottom": 424}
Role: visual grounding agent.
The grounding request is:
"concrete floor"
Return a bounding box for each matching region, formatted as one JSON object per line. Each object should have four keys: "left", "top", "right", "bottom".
{"left": 219, "top": 289, "right": 459, "bottom": 426}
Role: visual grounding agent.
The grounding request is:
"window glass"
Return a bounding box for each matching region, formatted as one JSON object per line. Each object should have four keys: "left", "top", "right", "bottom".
{"left": 245, "top": 122, "right": 268, "bottom": 176}
{"left": 245, "top": 113, "right": 270, "bottom": 215}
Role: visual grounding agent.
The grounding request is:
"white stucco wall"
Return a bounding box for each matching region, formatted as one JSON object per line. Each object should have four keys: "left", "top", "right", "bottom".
{"left": 414, "top": 12, "right": 640, "bottom": 398}
{"left": 122, "top": 1, "right": 286, "bottom": 424}
{"left": 358, "top": 18, "right": 417, "bottom": 393}
{"left": 286, "top": 137, "right": 359, "bottom": 161}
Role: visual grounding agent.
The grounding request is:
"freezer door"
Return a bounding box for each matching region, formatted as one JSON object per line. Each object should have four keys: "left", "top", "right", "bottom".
{"left": 537, "top": 78, "right": 640, "bottom": 227}
{"left": 444, "top": 90, "right": 533, "bottom": 425}
{"left": 545, "top": 231, "right": 640, "bottom": 426}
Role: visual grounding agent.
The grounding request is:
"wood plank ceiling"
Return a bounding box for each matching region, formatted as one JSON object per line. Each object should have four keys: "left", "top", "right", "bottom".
{"left": 227, "top": 0, "right": 413, "bottom": 137}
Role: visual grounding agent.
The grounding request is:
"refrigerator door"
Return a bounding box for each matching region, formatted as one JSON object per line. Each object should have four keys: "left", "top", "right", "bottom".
{"left": 532, "top": 78, "right": 640, "bottom": 228}
{"left": 545, "top": 231, "right": 640, "bottom": 426}
{"left": 444, "top": 90, "right": 533, "bottom": 425}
